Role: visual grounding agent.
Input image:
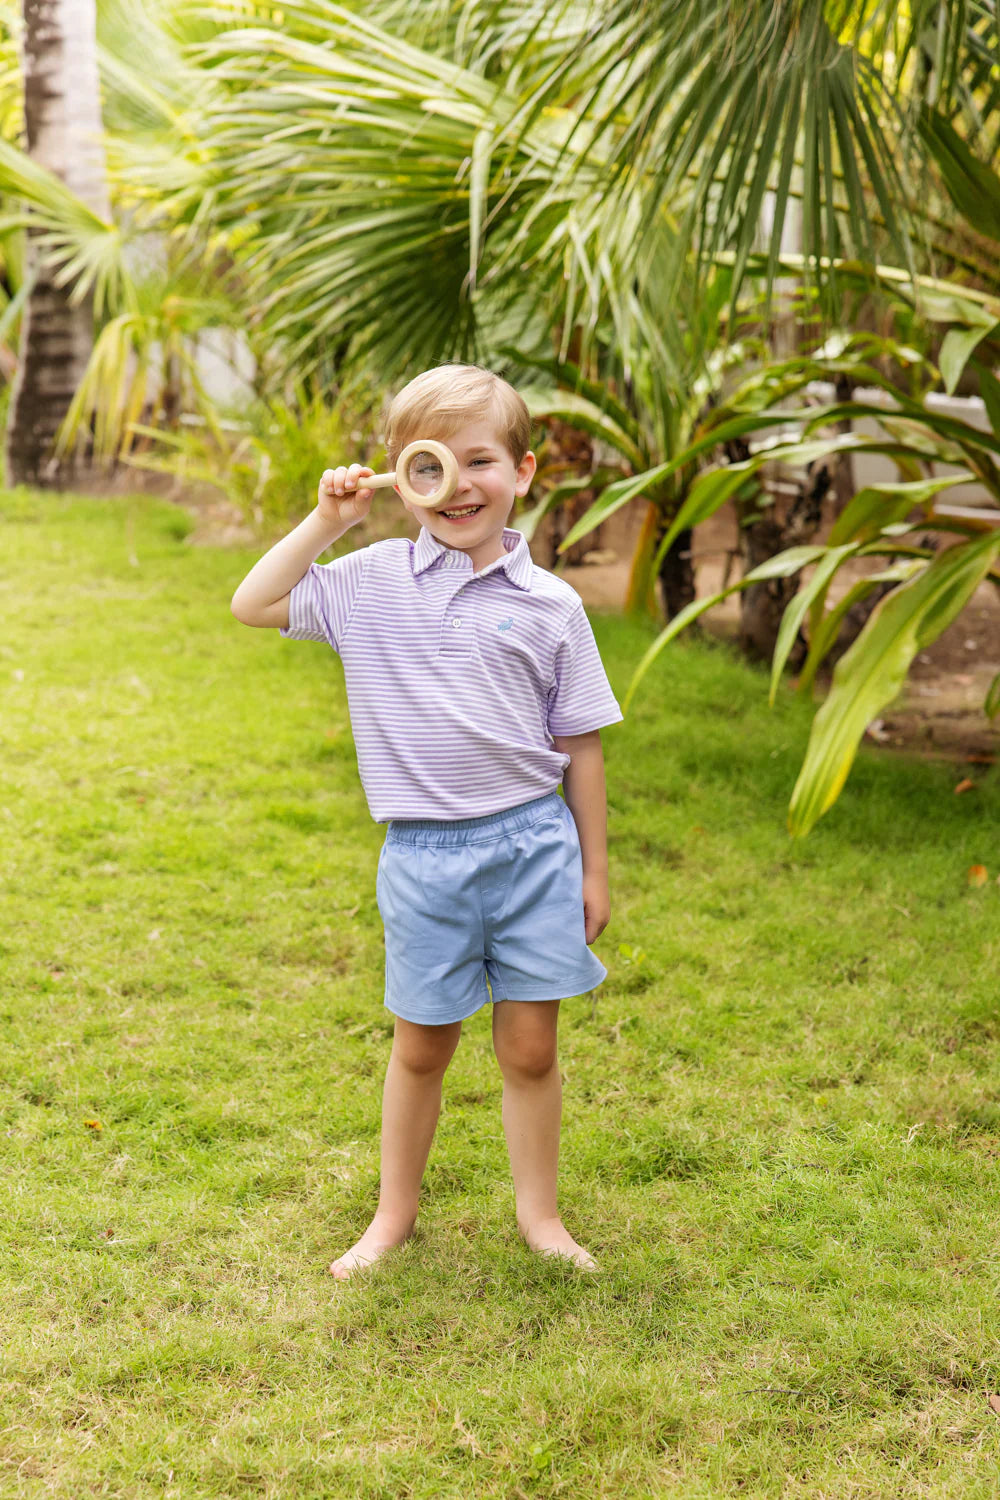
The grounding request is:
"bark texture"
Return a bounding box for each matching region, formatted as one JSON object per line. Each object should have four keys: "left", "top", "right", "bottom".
{"left": 658, "top": 527, "right": 696, "bottom": 619}
{"left": 729, "top": 436, "right": 830, "bottom": 664}
{"left": 539, "top": 418, "right": 600, "bottom": 568}
{"left": 6, "top": 0, "right": 108, "bottom": 487}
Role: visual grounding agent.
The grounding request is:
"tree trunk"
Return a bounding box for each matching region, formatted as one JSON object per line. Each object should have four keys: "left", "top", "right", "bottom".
{"left": 731, "top": 438, "right": 830, "bottom": 665}
{"left": 658, "top": 527, "right": 696, "bottom": 619}
{"left": 738, "top": 512, "right": 799, "bottom": 662}
{"left": 6, "top": 0, "right": 109, "bottom": 488}
{"left": 540, "top": 417, "right": 599, "bottom": 568}
{"left": 829, "top": 371, "right": 856, "bottom": 514}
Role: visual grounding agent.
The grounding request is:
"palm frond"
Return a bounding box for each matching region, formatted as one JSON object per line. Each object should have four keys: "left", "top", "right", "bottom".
{"left": 0, "top": 138, "right": 129, "bottom": 317}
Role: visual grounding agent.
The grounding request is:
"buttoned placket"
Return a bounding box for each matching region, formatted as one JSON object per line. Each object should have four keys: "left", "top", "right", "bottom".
{"left": 439, "top": 573, "right": 476, "bottom": 657}
{"left": 418, "top": 541, "right": 523, "bottom": 658}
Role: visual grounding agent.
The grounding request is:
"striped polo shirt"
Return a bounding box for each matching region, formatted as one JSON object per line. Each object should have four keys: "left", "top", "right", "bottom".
{"left": 281, "top": 526, "right": 622, "bottom": 822}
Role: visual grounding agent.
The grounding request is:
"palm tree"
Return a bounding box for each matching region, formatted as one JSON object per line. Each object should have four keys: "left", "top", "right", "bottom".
{"left": 0, "top": 0, "right": 997, "bottom": 831}
{"left": 5, "top": 0, "right": 109, "bottom": 487}
{"left": 1, "top": 1, "right": 995, "bottom": 464}
{"left": 167, "top": 1, "right": 1000, "bottom": 381}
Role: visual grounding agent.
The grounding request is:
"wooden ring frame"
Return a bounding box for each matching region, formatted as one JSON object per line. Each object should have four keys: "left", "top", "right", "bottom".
{"left": 361, "top": 439, "right": 459, "bottom": 510}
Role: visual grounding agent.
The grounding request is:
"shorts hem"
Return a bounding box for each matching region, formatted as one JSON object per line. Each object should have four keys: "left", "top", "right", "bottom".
{"left": 492, "top": 973, "right": 607, "bottom": 1003}
{"left": 384, "top": 993, "right": 490, "bottom": 1026}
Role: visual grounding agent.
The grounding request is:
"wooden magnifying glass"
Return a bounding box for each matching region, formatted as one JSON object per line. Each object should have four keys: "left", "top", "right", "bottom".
{"left": 358, "top": 439, "right": 459, "bottom": 510}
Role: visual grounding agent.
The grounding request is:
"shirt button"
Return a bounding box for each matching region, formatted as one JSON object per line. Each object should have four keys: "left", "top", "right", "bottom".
{"left": 451, "top": 619, "right": 463, "bottom": 630}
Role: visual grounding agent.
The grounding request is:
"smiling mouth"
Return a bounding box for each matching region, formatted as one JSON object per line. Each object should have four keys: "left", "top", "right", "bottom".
{"left": 440, "top": 504, "right": 484, "bottom": 519}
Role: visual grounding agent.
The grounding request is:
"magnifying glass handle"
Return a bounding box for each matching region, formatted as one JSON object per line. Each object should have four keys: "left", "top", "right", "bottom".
{"left": 355, "top": 470, "right": 397, "bottom": 490}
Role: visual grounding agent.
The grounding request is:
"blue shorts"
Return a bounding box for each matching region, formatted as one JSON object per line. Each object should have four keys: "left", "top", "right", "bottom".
{"left": 376, "top": 793, "right": 607, "bottom": 1026}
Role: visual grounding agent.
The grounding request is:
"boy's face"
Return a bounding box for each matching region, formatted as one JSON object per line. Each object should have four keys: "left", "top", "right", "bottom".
{"left": 399, "top": 419, "right": 536, "bottom": 567}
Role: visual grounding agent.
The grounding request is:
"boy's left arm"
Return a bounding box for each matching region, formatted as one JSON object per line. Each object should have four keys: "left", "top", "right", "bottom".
{"left": 553, "top": 730, "right": 609, "bottom": 944}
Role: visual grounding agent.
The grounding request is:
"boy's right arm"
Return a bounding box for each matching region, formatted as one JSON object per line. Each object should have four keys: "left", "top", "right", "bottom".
{"left": 230, "top": 465, "right": 376, "bottom": 629}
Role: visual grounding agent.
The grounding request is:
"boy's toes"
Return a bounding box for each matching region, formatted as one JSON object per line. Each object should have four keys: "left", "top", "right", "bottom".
{"left": 328, "top": 1244, "right": 383, "bottom": 1280}
{"left": 329, "top": 1252, "right": 369, "bottom": 1280}
{"left": 541, "top": 1243, "right": 599, "bottom": 1272}
{"left": 328, "top": 1216, "right": 415, "bottom": 1280}
{"left": 520, "top": 1217, "right": 599, "bottom": 1271}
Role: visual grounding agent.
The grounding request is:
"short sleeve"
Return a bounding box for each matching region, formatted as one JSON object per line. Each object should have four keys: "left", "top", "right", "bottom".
{"left": 547, "top": 602, "right": 623, "bottom": 737}
{"left": 279, "top": 548, "right": 370, "bottom": 651}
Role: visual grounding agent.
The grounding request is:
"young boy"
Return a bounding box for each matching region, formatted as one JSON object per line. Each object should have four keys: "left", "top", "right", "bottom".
{"left": 231, "top": 365, "right": 621, "bottom": 1278}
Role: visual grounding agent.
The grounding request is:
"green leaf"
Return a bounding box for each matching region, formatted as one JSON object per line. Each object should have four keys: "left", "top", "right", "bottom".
{"left": 975, "top": 363, "right": 1000, "bottom": 439}
{"left": 520, "top": 385, "right": 646, "bottom": 472}
{"left": 467, "top": 125, "right": 493, "bottom": 289}
{"left": 651, "top": 432, "right": 910, "bottom": 573}
{"left": 769, "top": 545, "right": 858, "bottom": 705}
{"left": 918, "top": 106, "right": 1000, "bottom": 244}
{"left": 788, "top": 531, "right": 1000, "bottom": 838}
{"left": 556, "top": 468, "right": 661, "bottom": 551}
{"left": 622, "top": 545, "right": 829, "bottom": 715}
{"left": 939, "top": 322, "right": 998, "bottom": 397}
{"left": 0, "top": 276, "right": 29, "bottom": 348}
{"left": 800, "top": 399, "right": 1000, "bottom": 463}
{"left": 986, "top": 672, "right": 1000, "bottom": 721}
{"left": 829, "top": 477, "right": 968, "bottom": 546}
{"left": 505, "top": 352, "right": 641, "bottom": 447}
{"left": 795, "top": 562, "right": 926, "bottom": 696}
{"left": 515, "top": 468, "right": 619, "bottom": 542}
{"left": 0, "top": 137, "right": 129, "bottom": 318}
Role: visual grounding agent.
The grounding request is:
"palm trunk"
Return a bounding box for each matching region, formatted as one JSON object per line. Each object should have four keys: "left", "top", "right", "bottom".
{"left": 540, "top": 417, "right": 598, "bottom": 568}
{"left": 657, "top": 526, "right": 696, "bottom": 619}
{"left": 6, "top": 0, "right": 108, "bottom": 488}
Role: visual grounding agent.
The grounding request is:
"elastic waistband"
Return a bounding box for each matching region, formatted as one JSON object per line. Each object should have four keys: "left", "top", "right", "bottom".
{"left": 386, "top": 793, "right": 563, "bottom": 847}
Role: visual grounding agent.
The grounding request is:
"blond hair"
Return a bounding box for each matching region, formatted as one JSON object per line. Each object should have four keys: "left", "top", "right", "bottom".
{"left": 384, "top": 364, "right": 531, "bottom": 466}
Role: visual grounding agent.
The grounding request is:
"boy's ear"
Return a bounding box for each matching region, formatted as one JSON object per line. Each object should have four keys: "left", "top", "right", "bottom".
{"left": 514, "top": 450, "right": 536, "bottom": 497}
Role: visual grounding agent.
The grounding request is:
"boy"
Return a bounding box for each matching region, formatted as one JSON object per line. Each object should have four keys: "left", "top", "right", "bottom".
{"left": 231, "top": 365, "right": 621, "bottom": 1277}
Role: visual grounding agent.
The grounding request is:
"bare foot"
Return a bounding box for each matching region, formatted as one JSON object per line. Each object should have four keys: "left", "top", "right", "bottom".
{"left": 519, "top": 1216, "right": 599, "bottom": 1271}
{"left": 328, "top": 1212, "right": 415, "bottom": 1280}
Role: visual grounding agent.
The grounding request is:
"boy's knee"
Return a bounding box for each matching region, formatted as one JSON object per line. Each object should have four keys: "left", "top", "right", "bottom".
{"left": 393, "top": 1019, "right": 461, "bottom": 1075}
{"left": 496, "top": 1029, "right": 557, "bottom": 1081}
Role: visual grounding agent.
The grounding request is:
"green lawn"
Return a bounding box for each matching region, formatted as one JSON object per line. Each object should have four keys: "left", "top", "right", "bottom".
{"left": 2, "top": 489, "right": 999, "bottom": 1499}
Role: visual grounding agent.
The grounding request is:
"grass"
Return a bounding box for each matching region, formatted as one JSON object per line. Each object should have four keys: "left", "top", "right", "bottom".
{"left": 2, "top": 488, "right": 1000, "bottom": 1498}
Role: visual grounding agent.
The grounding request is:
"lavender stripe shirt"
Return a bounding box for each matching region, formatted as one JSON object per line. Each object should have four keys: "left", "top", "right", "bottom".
{"left": 281, "top": 526, "right": 622, "bottom": 822}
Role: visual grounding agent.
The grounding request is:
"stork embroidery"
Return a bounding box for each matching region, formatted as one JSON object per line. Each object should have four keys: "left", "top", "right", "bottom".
{"left": 497, "top": 618, "right": 515, "bottom": 633}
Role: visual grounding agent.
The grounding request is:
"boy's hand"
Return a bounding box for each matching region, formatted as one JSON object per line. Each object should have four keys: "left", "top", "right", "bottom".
{"left": 317, "top": 465, "right": 375, "bottom": 529}
{"left": 582, "top": 871, "right": 610, "bottom": 945}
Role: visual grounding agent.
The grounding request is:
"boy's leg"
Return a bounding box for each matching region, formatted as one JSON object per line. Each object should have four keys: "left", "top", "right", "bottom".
{"left": 330, "top": 1015, "right": 462, "bottom": 1279}
{"left": 491, "top": 999, "right": 597, "bottom": 1271}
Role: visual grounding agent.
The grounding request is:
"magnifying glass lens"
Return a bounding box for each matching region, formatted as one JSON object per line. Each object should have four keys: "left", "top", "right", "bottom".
{"left": 406, "top": 451, "right": 446, "bottom": 500}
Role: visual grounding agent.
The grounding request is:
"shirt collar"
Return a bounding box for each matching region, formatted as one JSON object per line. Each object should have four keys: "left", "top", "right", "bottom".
{"left": 412, "top": 526, "right": 534, "bottom": 591}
